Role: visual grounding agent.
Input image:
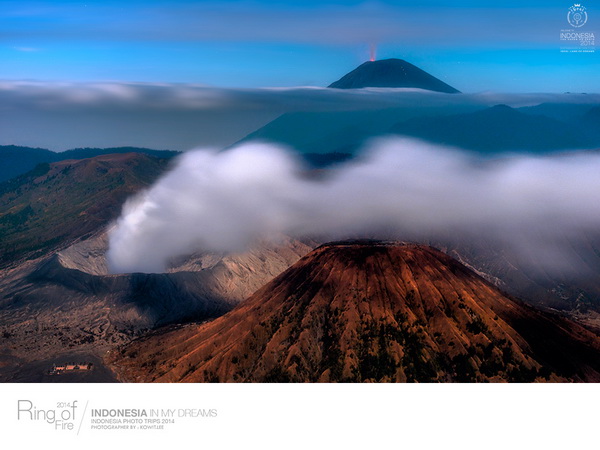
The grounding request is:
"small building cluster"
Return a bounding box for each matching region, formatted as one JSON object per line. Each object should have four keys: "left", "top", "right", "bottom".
{"left": 49, "top": 362, "right": 93, "bottom": 375}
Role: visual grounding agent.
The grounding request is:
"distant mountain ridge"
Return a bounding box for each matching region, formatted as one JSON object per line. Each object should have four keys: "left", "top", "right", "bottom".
{"left": 0, "top": 145, "right": 179, "bottom": 183}
{"left": 329, "top": 59, "right": 460, "bottom": 93}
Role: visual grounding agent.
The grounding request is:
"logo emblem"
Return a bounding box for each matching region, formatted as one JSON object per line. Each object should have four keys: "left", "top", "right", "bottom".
{"left": 567, "top": 4, "right": 588, "bottom": 28}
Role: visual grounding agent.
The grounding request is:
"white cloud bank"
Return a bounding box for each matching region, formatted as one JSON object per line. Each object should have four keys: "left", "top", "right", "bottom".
{"left": 107, "top": 138, "right": 600, "bottom": 274}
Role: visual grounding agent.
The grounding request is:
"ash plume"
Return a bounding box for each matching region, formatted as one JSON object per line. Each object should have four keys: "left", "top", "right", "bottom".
{"left": 107, "top": 138, "right": 600, "bottom": 274}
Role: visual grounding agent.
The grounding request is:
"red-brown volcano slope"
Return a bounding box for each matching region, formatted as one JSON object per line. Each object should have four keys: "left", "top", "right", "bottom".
{"left": 110, "top": 241, "right": 600, "bottom": 382}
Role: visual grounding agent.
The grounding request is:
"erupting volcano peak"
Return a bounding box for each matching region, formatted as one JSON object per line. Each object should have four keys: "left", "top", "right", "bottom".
{"left": 329, "top": 58, "right": 460, "bottom": 93}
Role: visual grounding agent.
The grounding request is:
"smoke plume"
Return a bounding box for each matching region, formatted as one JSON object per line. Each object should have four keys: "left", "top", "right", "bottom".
{"left": 107, "top": 138, "right": 600, "bottom": 274}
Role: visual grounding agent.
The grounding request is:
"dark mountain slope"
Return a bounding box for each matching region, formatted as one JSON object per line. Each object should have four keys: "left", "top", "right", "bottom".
{"left": 238, "top": 107, "right": 472, "bottom": 156}
{"left": 0, "top": 146, "right": 58, "bottom": 183}
{"left": 391, "top": 104, "right": 596, "bottom": 153}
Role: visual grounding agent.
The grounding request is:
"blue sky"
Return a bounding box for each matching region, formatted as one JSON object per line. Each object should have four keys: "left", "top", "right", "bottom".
{"left": 1, "top": 0, "right": 598, "bottom": 92}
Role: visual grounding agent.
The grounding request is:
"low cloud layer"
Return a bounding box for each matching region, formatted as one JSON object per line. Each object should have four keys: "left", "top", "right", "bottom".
{"left": 107, "top": 138, "right": 600, "bottom": 274}
{"left": 2, "top": 81, "right": 598, "bottom": 151}
{"left": 8, "top": 81, "right": 594, "bottom": 111}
